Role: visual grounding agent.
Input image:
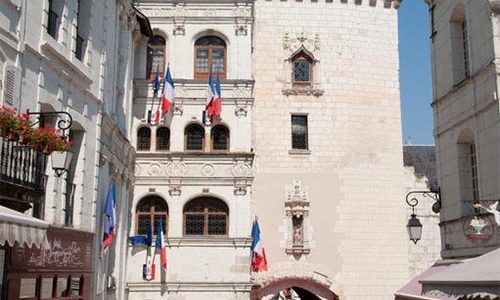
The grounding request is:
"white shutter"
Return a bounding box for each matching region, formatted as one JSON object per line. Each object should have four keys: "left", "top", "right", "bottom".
{"left": 3, "top": 65, "right": 20, "bottom": 107}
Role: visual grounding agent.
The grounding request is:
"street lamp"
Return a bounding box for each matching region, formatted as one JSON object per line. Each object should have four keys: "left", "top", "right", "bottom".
{"left": 51, "top": 150, "right": 73, "bottom": 177}
{"left": 405, "top": 188, "right": 440, "bottom": 244}
{"left": 26, "top": 109, "right": 73, "bottom": 176}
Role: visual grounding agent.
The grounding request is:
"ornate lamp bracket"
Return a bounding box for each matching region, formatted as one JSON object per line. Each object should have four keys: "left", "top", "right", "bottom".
{"left": 26, "top": 109, "right": 73, "bottom": 136}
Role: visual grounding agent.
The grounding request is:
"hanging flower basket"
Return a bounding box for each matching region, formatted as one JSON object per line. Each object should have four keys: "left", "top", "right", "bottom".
{"left": 0, "top": 106, "right": 72, "bottom": 153}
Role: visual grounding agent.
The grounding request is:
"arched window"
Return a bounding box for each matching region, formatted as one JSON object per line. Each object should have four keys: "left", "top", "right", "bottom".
{"left": 292, "top": 50, "right": 313, "bottom": 87}
{"left": 156, "top": 127, "right": 170, "bottom": 151}
{"left": 146, "top": 35, "right": 166, "bottom": 79}
{"left": 136, "top": 196, "right": 168, "bottom": 235}
{"left": 137, "top": 127, "right": 151, "bottom": 151}
{"left": 211, "top": 125, "right": 229, "bottom": 151}
{"left": 185, "top": 124, "right": 204, "bottom": 151}
{"left": 184, "top": 197, "right": 228, "bottom": 236}
{"left": 194, "top": 36, "right": 226, "bottom": 79}
{"left": 450, "top": 5, "right": 469, "bottom": 83}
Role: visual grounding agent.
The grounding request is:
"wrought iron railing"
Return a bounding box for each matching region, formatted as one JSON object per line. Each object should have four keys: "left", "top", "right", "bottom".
{"left": 47, "top": 9, "right": 58, "bottom": 39}
{"left": 0, "top": 137, "right": 47, "bottom": 191}
{"left": 75, "top": 34, "right": 84, "bottom": 61}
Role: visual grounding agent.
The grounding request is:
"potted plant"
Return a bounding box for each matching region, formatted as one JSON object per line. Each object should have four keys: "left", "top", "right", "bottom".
{"left": 0, "top": 106, "right": 20, "bottom": 139}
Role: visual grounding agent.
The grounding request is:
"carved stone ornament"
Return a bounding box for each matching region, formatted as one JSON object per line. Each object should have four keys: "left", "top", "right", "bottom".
{"left": 285, "top": 180, "right": 310, "bottom": 217}
{"left": 148, "top": 163, "right": 163, "bottom": 176}
{"left": 231, "top": 161, "right": 251, "bottom": 177}
{"left": 166, "top": 160, "right": 186, "bottom": 177}
{"left": 282, "top": 88, "right": 324, "bottom": 97}
{"left": 235, "top": 104, "right": 248, "bottom": 117}
{"left": 231, "top": 87, "right": 251, "bottom": 98}
{"left": 234, "top": 181, "right": 247, "bottom": 196}
{"left": 173, "top": 24, "right": 185, "bottom": 36}
{"left": 173, "top": 101, "right": 184, "bottom": 115}
{"left": 205, "top": 9, "right": 216, "bottom": 17}
{"left": 233, "top": 6, "right": 251, "bottom": 17}
{"left": 285, "top": 180, "right": 311, "bottom": 256}
{"left": 283, "top": 32, "right": 320, "bottom": 54}
{"left": 169, "top": 185, "right": 182, "bottom": 196}
{"left": 201, "top": 163, "right": 216, "bottom": 177}
{"left": 234, "top": 24, "right": 248, "bottom": 36}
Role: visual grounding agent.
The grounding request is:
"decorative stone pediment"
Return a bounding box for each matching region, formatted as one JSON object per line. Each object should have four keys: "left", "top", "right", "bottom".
{"left": 285, "top": 180, "right": 310, "bottom": 217}
{"left": 283, "top": 32, "right": 320, "bottom": 54}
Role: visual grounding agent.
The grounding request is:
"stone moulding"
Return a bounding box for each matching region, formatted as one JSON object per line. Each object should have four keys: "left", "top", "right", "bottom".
{"left": 282, "top": 88, "right": 324, "bottom": 97}
{"left": 126, "top": 282, "right": 252, "bottom": 293}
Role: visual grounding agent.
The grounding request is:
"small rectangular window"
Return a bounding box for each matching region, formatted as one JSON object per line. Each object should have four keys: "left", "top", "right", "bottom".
{"left": 291, "top": 115, "right": 308, "bottom": 150}
{"left": 293, "top": 60, "right": 311, "bottom": 82}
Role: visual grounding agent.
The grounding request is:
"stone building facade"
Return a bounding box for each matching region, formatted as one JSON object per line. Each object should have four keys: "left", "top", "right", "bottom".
{"left": 426, "top": 0, "right": 499, "bottom": 259}
{"left": 0, "top": 0, "right": 150, "bottom": 299}
{"left": 129, "top": 0, "right": 410, "bottom": 299}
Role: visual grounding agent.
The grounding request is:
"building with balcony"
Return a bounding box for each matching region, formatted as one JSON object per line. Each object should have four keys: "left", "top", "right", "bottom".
{"left": 0, "top": 1, "right": 151, "bottom": 299}
{"left": 127, "top": 0, "right": 413, "bottom": 299}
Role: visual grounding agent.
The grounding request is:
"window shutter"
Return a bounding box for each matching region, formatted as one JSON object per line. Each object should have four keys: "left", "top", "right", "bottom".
{"left": 3, "top": 65, "right": 20, "bottom": 107}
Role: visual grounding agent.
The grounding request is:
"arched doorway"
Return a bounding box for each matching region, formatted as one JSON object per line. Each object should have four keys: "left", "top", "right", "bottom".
{"left": 252, "top": 277, "right": 338, "bottom": 300}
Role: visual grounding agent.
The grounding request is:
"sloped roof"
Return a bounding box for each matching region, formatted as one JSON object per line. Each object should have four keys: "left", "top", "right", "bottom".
{"left": 403, "top": 145, "right": 437, "bottom": 190}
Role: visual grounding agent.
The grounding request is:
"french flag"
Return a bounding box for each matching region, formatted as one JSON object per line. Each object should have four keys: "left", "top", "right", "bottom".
{"left": 213, "top": 71, "right": 222, "bottom": 118}
{"left": 102, "top": 182, "right": 116, "bottom": 253}
{"left": 155, "top": 221, "right": 167, "bottom": 270}
{"left": 251, "top": 218, "right": 268, "bottom": 272}
{"left": 205, "top": 66, "right": 216, "bottom": 121}
{"left": 161, "top": 65, "right": 174, "bottom": 115}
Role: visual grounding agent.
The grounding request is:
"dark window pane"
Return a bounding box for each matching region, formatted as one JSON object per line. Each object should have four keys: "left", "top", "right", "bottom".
{"left": 186, "top": 125, "right": 204, "bottom": 150}
{"left": 137, "top": 127, "right": 151, "bottom": 151}
{"left": 154, "top": 215, "right": 167, "bottom": 234}
{"left": 149, "top": 35, "right": 165, "bottom": 46}
{"left": 151, "top": 49, "right": 165, "bottom": 73}
{"left": 206, "top": 200, "right": 228, "bottom": 212}
{"left": 156, "top": 127, "right": 170, "bottom": 150}
{"left": 294, "top": 60, "right": 310, "bottom": 82}
{"left": 195, "top": 36, "right": 226, "bottom": 47}
{"left": 185, "top": 214, "right": 205, "bottom": 235}
{"left": 212, "top": 126, "right": 229, "bottom": 150}
{"left": 291, "top": 115, "right": 308, "bottom": 150}
{"left": 208, "top": 215, "right": 227, "bottom": 235}
{"left": 137, "top": 214, "right": 150, "bottom": 235}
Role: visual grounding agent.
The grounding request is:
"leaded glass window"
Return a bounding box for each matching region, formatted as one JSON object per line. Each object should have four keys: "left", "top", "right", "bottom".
{"left": 184, "top": 198, "right": 228, "bottom": 236}
{"left": 291, "top": 115, "right": 308, "bottom": 150}
{"left": 194, "top": 36, "right": 226, "bottom": 79}
{"left": 211, "top": 125, "right": 229, "bottom": 151}
{"left": 146, "top": 35, "right": 166, "bottom": 79}
{"left": 156, "top": 127, "right": 170, "bottom": 151}
{"left": 291, "top": 51, "right": 313, "bottom": 87}
{"left": 185, "top": 124, "right": 204, "bottom": 151}
{"left": 137, "top": 127, "right": 151, "bottom": 151}
{"left": 136, "top": 196, "right": 168, "bottom": 235}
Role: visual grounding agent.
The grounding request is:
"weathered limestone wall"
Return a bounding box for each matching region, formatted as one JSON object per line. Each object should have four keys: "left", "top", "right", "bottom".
{"left": 252, "top": 1, "right": 409, "bottom": 299}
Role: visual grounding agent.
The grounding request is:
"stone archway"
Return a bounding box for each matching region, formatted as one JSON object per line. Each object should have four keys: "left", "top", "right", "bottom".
{"left": 251, "top": 277, "right": 339, "bottom": 300}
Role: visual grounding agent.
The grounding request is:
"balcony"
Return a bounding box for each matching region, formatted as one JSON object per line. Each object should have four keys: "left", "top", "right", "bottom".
{"left": 0, "top": 137, "right": 47, "bottom": 194}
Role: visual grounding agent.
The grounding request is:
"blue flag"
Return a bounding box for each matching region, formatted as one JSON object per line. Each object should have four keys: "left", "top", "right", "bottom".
{"left": 129, "top": 223, "right": 152, "bottom": 246}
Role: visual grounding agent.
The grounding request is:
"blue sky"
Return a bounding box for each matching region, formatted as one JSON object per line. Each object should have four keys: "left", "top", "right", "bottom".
{"left": 398, "top": 0, "right": 434, "bottom": 145}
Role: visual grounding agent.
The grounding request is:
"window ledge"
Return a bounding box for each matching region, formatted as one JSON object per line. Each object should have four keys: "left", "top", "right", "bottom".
{"left": 282, "top": 88, "right": 324, "bottom": 97}
{"left": 289, "top": 149, "right": 311, "bottom": 155}
{"left": 285, "top": 244, "right": 310, "bottom": 255}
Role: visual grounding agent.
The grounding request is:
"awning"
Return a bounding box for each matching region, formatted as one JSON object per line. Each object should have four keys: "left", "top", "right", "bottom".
{"left": 421, "top": 248, "right": 500, "bottom": 298}
{"left": 0, "top": 205, "right": 49, "bottom": 249}
{"left": 396, "top": 248, "right": 500, "bottom": 300}
{"left": 395, "top": 261, "right": 459, "bottom": 300}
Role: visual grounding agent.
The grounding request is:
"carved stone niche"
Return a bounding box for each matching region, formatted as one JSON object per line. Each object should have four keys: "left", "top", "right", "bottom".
{"left": 285, "top": 180, "right": 311, "bottom": 256}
